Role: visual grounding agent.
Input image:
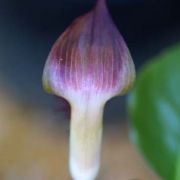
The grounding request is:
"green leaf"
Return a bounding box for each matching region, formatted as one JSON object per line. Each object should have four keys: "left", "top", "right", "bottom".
{"left": 175, "top": 152, "right": 180, "bottom": 180}
{"left": 128, "top": 44, "right": 180, "bottom": 180}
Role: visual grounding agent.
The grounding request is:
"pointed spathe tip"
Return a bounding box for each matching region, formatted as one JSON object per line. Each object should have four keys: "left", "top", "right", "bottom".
{"left": 95, "top": 0, "right": 107, "bottom": 11}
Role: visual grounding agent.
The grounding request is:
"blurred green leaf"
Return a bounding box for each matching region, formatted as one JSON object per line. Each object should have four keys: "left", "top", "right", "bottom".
{"left": 128, "top": 45, "right": 180, "bottom": 180}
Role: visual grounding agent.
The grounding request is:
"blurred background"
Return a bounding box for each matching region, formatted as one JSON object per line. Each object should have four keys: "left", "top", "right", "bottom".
{"left": 0, "top": 0, "right": 179, "bottom": 179}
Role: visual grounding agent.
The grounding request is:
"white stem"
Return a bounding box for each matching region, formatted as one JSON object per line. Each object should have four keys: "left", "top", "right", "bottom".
{"left": 69, "top": 98, "right": 105, "bottom": 180}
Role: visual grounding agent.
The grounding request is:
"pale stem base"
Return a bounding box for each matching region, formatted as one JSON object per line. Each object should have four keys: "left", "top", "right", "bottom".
{"left": 69, "top": 99, "right": 104, "bottom": 180}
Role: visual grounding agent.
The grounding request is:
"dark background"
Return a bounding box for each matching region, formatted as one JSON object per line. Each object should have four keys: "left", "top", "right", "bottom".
{"left": 0, "top": 0, "right": 180, "bottom": 121}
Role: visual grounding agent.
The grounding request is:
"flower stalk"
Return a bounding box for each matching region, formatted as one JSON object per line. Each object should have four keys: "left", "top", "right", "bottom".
{"left": 70, "top": 96, "right": 104, "bottom": 180}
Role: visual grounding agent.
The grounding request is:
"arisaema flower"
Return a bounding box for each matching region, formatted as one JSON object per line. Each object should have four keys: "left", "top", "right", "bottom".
{"left": 43, "top": 0, "right": 135, "bottom": 179}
